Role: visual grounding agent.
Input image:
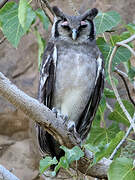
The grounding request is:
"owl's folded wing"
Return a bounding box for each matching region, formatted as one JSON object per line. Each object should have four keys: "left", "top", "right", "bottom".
{"left": 38, "top": 42, "right": 56, "bottom": 108}
{"left": 77, "top": 55, "right": 104, "bottom": 140}
{"left": 37, "top": 42, "right": 59, "bottom": 156}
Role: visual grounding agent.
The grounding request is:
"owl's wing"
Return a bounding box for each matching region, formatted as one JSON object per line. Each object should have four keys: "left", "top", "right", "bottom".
{"left": 37, "top": 42, "right": 61, "bottom": 156}
{"left": 38, "top": 41, "right": 56, "bottom": 108}
{"left": 77, "top": 55, "right": 104, "bottom": 140}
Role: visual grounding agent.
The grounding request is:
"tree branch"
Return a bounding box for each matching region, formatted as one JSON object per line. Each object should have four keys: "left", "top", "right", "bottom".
{"left": 0, "top": 165, "right": 20, "bottom": 180}
{"left": 108, "top": 35, "right": 135, "bottom": 158}
{"left": 108, "top": 35, "right": 135, "bottom": 132}
{"left": 0, "top": 0, "right": 9, "bottom": 9}
{"left": 0, "top": 72, "right": 111, "bottom": 179}
{"left": 0, "top": 36, "right": 6, "bottom": 44}
{"left": 114, "top": 68, "right": 135, "bottom": 108}
{"left": 39, "top": 0, "right": 53, "bottom": 24}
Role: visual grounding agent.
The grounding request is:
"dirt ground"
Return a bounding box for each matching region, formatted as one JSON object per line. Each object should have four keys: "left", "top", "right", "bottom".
{"left": 0, "top": 0, "right": 135, "bottom": 179}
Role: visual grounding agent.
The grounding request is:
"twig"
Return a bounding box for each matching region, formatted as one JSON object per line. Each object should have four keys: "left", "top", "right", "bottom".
{"left": 117, "top": 43, "right": 135, "bottom": 57}
{"left": 12, "top": 62, "right": 32, "bottom": 78}
{"left": 109, "top": 113, "right": 135, "bottom": 160}
{"left": 0, "top": 165, "right": 20, "bottom": 180}
{"left": 39, "top": 0, "right": 53, "bottom": 24}
{"left": 114, "top": 68, "right": 135, "bottom": 108}
{"left": 117, "top": 34, "right": 135, "bottom": 44}
{"left": 0, "top": 0, "right": 8, "bottom": 9}
{"left": 106, "top": 102, "right": 113, "bottom": 112}
{"left": 109, "top": 124, "right": 133, "bottom": 160}
{"left": 41, "top": 0, "right": 54, "bottom": 16}
{"left": 0, "top": 36, "right": 6, "bottom": 44}
{"left": 108, "top": 35, "right": 135, "bottom": 132}
{"left": 114, "top": 67, "right": 128, "bottom": 78}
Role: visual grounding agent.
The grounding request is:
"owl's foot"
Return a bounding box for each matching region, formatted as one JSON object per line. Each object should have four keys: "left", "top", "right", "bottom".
{"left": 52, "top": 107, "right": 68, "bottom": 122}
{"left": 67, "top": 121, "right": 81, "bottom": 144}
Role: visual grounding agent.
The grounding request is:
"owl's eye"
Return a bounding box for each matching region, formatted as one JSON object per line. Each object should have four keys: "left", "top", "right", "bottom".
{"left": 80, "top": 21, "right": 87, "bottom": 28}
{"left": 61, "top": 21, "right": 70, "bottom": 31}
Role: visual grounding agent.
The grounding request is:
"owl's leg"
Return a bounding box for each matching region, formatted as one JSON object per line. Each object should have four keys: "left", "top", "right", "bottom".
{"left": 52, "top": 108, "right": 81, "bottom": 144}
{"left": 52, "top": 107, "right": 68, "bottom": 122}
{"left": 67, "top": 121, "right": 81, "bottom": 144}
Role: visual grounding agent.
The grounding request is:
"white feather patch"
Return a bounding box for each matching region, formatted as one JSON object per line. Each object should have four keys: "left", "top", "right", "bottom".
{"left": 52, "top": 17, "right": 57, "bottom": 38}
{"left": 53, "top": 46, "right": 57, "bottom": 66}
{"left": 95, "top": 56, "right": 103, "bottom": 85}
{"left": 41, "top": 55, "right": 50, "bottom": 75}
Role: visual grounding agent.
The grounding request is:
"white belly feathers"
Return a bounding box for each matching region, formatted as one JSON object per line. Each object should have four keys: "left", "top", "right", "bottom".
{"left": 53, "top": 47, "right": 97, "bottom": 125}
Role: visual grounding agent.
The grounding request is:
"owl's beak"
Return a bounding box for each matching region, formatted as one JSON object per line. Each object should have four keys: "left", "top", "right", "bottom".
{"left": 72, "top": 29, "right": 78, "bottom": 40}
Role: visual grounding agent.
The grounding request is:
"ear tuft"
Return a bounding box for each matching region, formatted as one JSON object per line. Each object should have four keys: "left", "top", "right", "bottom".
{"left": 91, "top": 8, "right": 98, "bottom": 17}
{"left": 52, "top": 6, "right": 60, "bottom": 15}
{"left": 81, "top": 8, "right": 98, "bottom": 20}
{"left": 52, "top": 6, "right": 66, "bottom": 19}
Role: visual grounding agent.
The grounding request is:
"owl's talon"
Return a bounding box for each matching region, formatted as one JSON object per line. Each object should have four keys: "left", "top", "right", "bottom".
{"left": 52, "top": 107, "right": 68, "bottom": 122}
{"left": 67, "top": 121, "right": 81, "bottom": 144}
{"left": 52, "top": 107, "right": 58, "bottom": 117}
{"left": 63, "top": 115, "right": 68, "bottom": 124}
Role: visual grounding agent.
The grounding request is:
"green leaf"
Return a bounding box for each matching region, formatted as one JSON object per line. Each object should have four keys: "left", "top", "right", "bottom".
{"left": 60, "top": 146, "right": 84, "bottom": 164}
{"left": 105, "top": 131, "right": 124, "bottom": 158}
{"left": 34, "top": 29, "right": 45, "bottom": 70}
{"left": 95, "top": 11, "right": 121, "bottom": 35}
{"left": 36, "top": 9, "right": 50, "bottom": 30}
{"left": 84, "top": 144, "right": 99, "bottom": 154}
{"left": 128, "top": 66, "right": 135, "bottom": 80}
{"left": 104, "top": 88, "right": 116, "bottom": 99}
{"left": 114, "top": 46, "right": 131, "bottom": 66}
{"left": 110, "top": 32, "right": 131, "bottom": 46}
{"left": 59, "top": 157, "right": 69, "bottom": 169}
{"left": 108, "top": 157, "right": 135, "bottom": 180}
{"left": 86, "top": 122, "right": 120, "bottom": 145}
{"left": 126, "top": 23, "right": 135, "bottom": 34}
{"left": 0, "top": 2, "right": 36, "bottom": 47}
{"left": 39, "top": 156, "right": 58, "bottom": 174}
{"left": 96, "top": 37, "right": 131, "bottom": 75}
{"left": 18, "top": 0, "right": 28, "bottom": 29}
{"left": 85, "top": 131, "right": 124, "bottom": 165}
{"left": 53, "top": 157, "right": 69, "bottom": 175}
{"left": 108, "top": 100, "right": 134, "bottom": 126}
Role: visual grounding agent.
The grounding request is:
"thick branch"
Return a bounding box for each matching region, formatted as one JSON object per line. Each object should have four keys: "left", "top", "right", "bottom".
{"left": 0, "top": 165, "right": 20, "bottom": 180}
{"left": 0, "top": 72, "right": 111, "bottom": 179}
{"left": 0, "top": 72, "right": 72, "bottom": 148}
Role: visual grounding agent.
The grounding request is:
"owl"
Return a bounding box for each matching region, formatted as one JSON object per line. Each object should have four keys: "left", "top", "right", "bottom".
{"left": 37, "top": 6, "right": 104, "bottom": 161}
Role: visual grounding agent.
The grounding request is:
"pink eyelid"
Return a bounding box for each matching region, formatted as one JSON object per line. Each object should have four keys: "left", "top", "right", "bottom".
{"left": 81, "top": 21, "right": 87, "bottom": 26}
{"left": 61, "top": 21, "right": 69, "bottom": 26}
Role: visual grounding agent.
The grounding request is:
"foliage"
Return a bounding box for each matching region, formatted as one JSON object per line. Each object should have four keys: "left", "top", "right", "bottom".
{"left": 95, "top": 11, "right": 121, "bottom": 35}
{"left": 108, "top": 157, "right": 135, "bottom": 180}
{"left": 0, "top": 1, "right": 135, "bottom": 179}
{"left": 39, "top": 146, "right": 84, "bottom": 177}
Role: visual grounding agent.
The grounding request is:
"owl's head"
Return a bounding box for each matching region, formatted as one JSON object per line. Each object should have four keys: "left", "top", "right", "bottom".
{"left": 52, "top": 6, "right": 98, "bottom": 43}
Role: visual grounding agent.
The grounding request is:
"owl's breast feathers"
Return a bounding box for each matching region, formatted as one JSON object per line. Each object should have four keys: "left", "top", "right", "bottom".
{"left": 38, "top": 41, "right": 104, "bottom": 141}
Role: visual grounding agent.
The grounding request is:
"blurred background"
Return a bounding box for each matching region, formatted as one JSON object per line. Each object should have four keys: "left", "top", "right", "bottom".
{"left": 0, "top": 0, "right": 135, "bottom": 179}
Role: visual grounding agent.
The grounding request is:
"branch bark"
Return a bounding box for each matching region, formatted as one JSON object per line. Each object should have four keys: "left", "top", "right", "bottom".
{"left": 0, "top": 0, "right": 8, "bottom": 9}
{"left": 39, "top": 0, "right": 53, "bottom": 24}
{"left": 0, "top": 72, "right": 111, "bottom": 179}
{"left": 0, "top": 165, "right": 20, "bottom": 180}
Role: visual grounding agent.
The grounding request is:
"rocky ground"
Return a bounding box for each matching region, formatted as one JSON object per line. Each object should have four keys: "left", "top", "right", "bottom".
{"left": 0, "top": 0, "right": 135, "bottom": 179}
